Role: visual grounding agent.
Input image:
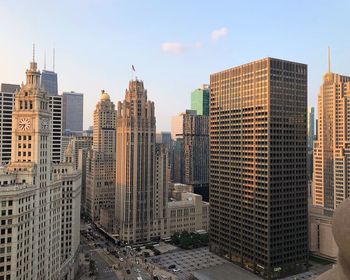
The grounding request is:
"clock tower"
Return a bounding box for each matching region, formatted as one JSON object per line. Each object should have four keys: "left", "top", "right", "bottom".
{"left": 10, "top": 54, "right": 52, "bottom": 186}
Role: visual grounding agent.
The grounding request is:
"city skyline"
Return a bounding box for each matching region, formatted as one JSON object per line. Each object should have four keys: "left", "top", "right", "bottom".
{"left": 1, "top": 0, "right": 350, "bottom": 131}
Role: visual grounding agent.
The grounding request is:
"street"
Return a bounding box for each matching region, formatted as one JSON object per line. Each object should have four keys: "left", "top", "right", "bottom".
{"left": 78, "top": 223, "right": 153, "bottom": 280}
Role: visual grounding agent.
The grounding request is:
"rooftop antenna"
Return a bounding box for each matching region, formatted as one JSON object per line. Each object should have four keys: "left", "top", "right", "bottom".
{"left": 32, "top": 43, "right": 35, "bottom": 63}
{"left": 53, "top": 47, "right": 55, "bottom": 72}
{"left": 44, "top": 50, "right": 47, "bottom": 70}
{"left": 328, "top": 46, "right": 331, "bottom": 74}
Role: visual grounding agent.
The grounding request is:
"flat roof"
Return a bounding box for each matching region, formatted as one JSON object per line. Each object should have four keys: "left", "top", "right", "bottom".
{"left": 192, "top": 263, "right": 262, "bottom": 280}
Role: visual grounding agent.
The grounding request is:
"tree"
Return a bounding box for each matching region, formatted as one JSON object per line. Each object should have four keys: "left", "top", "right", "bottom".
{"left": 179, "top": 231, "right": 192, "bottom": 249}
{"left": 171, "top": 232, "right": 180, "bottom": 245}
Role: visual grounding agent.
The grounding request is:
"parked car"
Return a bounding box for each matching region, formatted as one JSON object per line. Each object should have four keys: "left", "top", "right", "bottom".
{"left": 172, "top": 268, "right": 181, "bottom": 272}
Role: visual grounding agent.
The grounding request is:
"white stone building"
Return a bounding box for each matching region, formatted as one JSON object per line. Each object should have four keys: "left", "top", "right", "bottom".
{"left": 0, "top": 57, "right": 81, "bottom": 280}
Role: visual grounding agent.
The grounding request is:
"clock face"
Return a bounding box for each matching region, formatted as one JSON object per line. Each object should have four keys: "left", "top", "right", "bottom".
{"left": 18, "top": 118, "right": 31, "bottom": 130}
{"left": 41, "top": 119, "right": 49, "bottom": 130}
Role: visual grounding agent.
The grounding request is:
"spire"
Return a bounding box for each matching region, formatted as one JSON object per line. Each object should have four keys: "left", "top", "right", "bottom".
{"left": 53, "top": 47, "right": 55, "bottom": 72}
{"left": 328, "top": 46, "right": 331, "bottom": 74}
{"left": 32, "top": 43, "right": 35, "bottom": 63}
{"left": 29, "top": 44, "right": 38, "bottom": 71}
{"left": 44, "top": 50, "right": 46, "bottom": 70}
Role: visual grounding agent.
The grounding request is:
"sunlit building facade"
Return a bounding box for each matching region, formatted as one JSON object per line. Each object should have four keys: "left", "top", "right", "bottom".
{"left": 209, "top": 58, "right": 308, "bottom": 279}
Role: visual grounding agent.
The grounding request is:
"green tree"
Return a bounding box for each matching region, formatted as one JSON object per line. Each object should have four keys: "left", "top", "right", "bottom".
{"left": 171, "top": 232, "right": 180, "bottom": 245}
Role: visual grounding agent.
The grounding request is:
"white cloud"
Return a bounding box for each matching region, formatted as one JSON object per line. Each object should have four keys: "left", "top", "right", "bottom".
{"left": 211, "top": 27, "right": 228, "bottom": 42}
{"left": 161, "top": 42, "right": 187, "bottom": 54}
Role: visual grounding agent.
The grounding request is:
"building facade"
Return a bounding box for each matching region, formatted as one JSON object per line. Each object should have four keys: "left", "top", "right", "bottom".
{"left": 182, "top": 110, "right": 209, "bottom": 200}
{"left": 307, "top": 107, "right": 315, "bottom": 181}
{"left": 156, "top": 131, "right": 171, "bottom": 145}
{"left": 0, "top": 85, "right": 62, "bottom": 164}
{"left": 310, "top": 68, "right": 350, "bottom": 259}
{"left": 86, "top": 91, "right": 116, "bottom": 222}
{"left": 191, "top": 84, "right": 210, "bottom": 116}
{"left": 49, "top": 95, "right": 63, "bottom": 163}
{"left": 209, "top": 58, "right": 308, "bottom": 279}
{"left": 312, "top": 72, "right": 350, "bottom": 209}
{"left": 115, "top": 80, "right": 158, "bottom": 243}
{"left": 0, "top": 58, "right": 81, "bottom": 280}
{"left": 41, "top": 70, "right": 58, "bottom": 96}
{"left": 62, "top": 91, "right": 83, "bottom": 136}
{"left": 170, "top": 110, "right": 209, "bottom": 201}
{"left": 168, "top": 192, "right": 209, "bottom": 235}
{"left": 0, "top": 85, "right": 17, "bottom": 164}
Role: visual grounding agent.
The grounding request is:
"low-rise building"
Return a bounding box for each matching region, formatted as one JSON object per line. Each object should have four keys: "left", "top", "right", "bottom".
{"left": 168, "top": 192, "right": 209, "bottom": 235}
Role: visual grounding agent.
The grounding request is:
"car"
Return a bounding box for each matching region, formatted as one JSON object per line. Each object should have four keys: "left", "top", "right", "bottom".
{"left": 172, "top": 268, "right": 181, "bottom": 272}
{"left": 168, "top": 264, "right": 176, "bottom": 269}
{"left": 126, "top": 269, "right": 131, "bottom": 274}
{"left": 119, "top": 257, "right": 124, "bottom": 262}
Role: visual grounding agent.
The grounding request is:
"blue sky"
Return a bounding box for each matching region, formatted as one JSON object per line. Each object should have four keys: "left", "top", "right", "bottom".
{"left": 1, "top": 0, "right": 350, "bottom": 130}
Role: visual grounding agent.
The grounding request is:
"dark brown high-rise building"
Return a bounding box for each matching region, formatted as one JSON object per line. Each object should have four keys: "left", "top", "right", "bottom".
{"left": 209, "top": 58, "right": 308, "bottom": 279}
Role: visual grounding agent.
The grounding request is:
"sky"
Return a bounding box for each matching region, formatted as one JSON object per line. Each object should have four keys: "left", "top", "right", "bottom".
{"left": 1, "top": 0, "right": 350, "bottom": 131}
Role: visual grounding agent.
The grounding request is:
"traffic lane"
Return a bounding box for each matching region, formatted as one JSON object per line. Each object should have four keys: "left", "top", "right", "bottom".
{"left": 80, "top": 234, "right": 118, "bottom": 280}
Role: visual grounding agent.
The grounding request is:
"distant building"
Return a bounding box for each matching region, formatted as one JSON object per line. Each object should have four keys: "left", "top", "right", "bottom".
{"left": 170, "top": 110, "right": 209, "bottom": 201}
{"left": 310, "top": 56, "right": 350, "bottom": 259}
{"left": 1, "top": 83, "right": 20, "bottom": 93}
{"left": 41, "top": 70, "right": 58, "bottom": 95}
{"left": 86, "top": 91, "right": 116, "bottom": 222}
{"left": 307, "top": 107, "right": 315, "bottom": 181}
{"left": 49, "top": 95, "right": 63, "bottom": 162}
{"left": 62, "top": 91, "right": 84, "bottom": 135}
{"left": 0, "top": 84, "right": 17, "bottom": 164}
{"left": 78, "top": 147, "right": 91, "bottom": 213}
{"left": 83, "top": 126, "right": 93, "bottom": 137}
{"left": 63, "top": 135, "right": 92, "bottom": 219}
{"left": 191, "top": 84, "right": 210, "bottom": 116}
{"left": 170, "top": 138, "right": 184, "bottom": 183}
{"left": 209, "top": 58, "right": 308, "bottom": 279}
{"left": 307, "top": 107, "right": 315, "bottom": 150}
{"left": 171, "top": 112, "right": 185, "bottom": 139}
{"left": 168, "top": 192, "right": 209, "bottom": 235}
{"left": 0, "top": 84, "right": 63, "bottom": 164}
{"left": 156, "top": 131, "right": 171, "bottom": 144}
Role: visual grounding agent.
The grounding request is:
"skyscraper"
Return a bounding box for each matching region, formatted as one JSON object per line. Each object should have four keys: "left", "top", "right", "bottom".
{"left": 182, "top": 110, "right": 209, "bottom": 192}
{"left": 170, "top": 110, "right": 209, "bottom": 201}
{"left": 156, "top": 131, "right": 172, "bottom": 145}
{"left": 0, "top": 84, "right": 18, "bottom": 164}
{"left": 209, "top": 58, "right": 308, "bottom": 279}
{"left": 171, "top": 112, "right": 185, "bottom": 139}
{"left": 62, "top": 91, "right": 84, "bottom": 135}
{"left": 312, "top": 71, "right": 350, "bottom": 209}
{"left": 307, "top": 107, "right": 315, "bottom": 182}
{"left": 86, "top": 90, "right": 116, "bottom": 222}
{"left": 0, "top": 56, "right": 81, "bottom": 280}
{"left": 115, "top": 80, "right": 157, "bottom": 243}
{"left": 309, "top": 52, "right": 350, "bottom": 259}
{"left": 49, "top": 95, "right": 63, "bottom": 162}
{"left": 41, "top": 70, "right": 58, "bottom": 95}
{"left": 191, "top": 84, "right": 210, "bottom": 116}
{"left": 0, "top": 84, "right": 62, "bottom": 164}
{"left": 307, "top": 107, "right": 315, "bottom": 151}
